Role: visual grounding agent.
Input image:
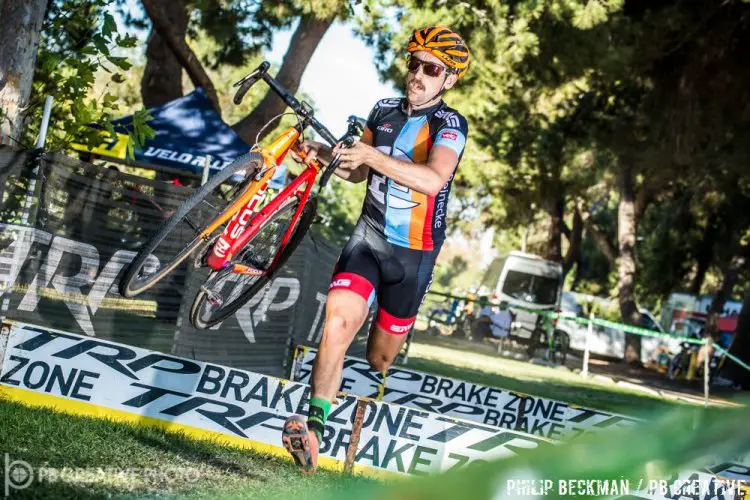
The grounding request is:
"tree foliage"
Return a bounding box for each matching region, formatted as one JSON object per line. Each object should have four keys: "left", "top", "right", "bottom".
{"left": 24, "top": 0, "right": 152, "bottom": 153}
{"left": 361, "top": 0, "right": 750, "bottom": 299}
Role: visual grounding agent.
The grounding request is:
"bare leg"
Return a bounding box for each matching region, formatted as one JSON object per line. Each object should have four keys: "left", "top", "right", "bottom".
{"left": 365, "top": 324, "right": 409, "bottom": 372}
{"left": 311, "top": 288, "right": 370, "bottom": 401}
{"left": 283, "top": 288, "right": 370, "bottom": 474}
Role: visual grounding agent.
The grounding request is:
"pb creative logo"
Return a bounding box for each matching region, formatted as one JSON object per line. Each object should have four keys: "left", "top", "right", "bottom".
{"left": 4, "top": 454, "right": 33, "bottom": 496}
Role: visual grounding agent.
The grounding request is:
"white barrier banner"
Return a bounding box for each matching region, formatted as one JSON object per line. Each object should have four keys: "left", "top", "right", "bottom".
{"left": 291, "top": 346, "right": 642, "bottom": 441}
{"left": 0, "top": 322, "right": 549, "bottom": 476}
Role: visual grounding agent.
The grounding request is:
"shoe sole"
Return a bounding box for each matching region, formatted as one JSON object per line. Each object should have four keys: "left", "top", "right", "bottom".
{"left": 282, "top": 416, "right": 316, "bottom": 475}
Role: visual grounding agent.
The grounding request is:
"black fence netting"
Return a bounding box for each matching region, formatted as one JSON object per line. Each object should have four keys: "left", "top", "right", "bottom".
{"left": 0, "top": 146, "right": 370, "bottom": 378}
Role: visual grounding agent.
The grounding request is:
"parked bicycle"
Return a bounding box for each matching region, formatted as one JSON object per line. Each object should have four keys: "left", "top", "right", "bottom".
{"left": 119, "top": 61, "right": 364, "bottom": 329}
{"left": 426, "top": 298, "right": 470, "bottom": 337}
{"left": 511, "top": 314, "right": 570, "bottom": 365}
{"left": 667, "top": 332, "right": 721, "bottom": 383}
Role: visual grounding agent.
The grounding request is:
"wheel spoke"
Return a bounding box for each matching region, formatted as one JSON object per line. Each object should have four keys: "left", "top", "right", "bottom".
{"left": 191, "top": 197, "right": 306, "bottom": 328}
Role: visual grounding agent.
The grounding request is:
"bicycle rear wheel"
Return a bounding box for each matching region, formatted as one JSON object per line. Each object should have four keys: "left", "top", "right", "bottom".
{"left": 118, "top": 152, "right": 263, "bottom": 298}
{"left": 551, "top": 330, "right": 570, "bottom": 365}
{"left": 189, "top": 196, "right": 317, "bottom": 329}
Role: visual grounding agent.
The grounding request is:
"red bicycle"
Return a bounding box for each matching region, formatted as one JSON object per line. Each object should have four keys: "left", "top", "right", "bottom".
{"left": 119, "top": 61, "right": 364, "bottom": 329}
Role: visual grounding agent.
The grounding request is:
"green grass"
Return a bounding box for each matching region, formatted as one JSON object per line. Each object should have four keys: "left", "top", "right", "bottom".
{"left": 0, "top": 399, "right": 375, "bottom": 499}
{"left": 401, "top": 334, "right": 694, "bottom": 416}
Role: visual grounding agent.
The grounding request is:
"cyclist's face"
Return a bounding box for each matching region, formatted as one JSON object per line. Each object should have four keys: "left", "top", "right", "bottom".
{"left": 406, "top": 50, "right": 457, "bottom": 106}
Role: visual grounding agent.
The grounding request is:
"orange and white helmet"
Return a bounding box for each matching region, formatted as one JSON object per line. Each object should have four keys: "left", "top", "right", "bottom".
{"left": 407, "top": 26, "right": 471, "bottom": 79}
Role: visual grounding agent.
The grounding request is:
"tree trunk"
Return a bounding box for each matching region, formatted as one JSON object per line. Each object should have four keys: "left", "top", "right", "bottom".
{"left": 723, "top": 291, "right": 750, "bottom": 389}
{"left": 544, "top": 195, "right": 564, "bottom": 263}
{"left": 570, "top": 258, "right": 584, "bottom": 291}
{"left": 689, "top": 215, "right": 718, "bottom": 294}
{"left": 0, "top": 0, "right": 47, "bottom": 145}
{"left": 232, "top": 15, "right": 333, "bottom": 144}
{"left": 578, "top": 198, "right": 617, "bottom": 267}
{"left": 617, "top": 163, "right": 642, "bottom": 364}
{"left": 562, "top": 207, "right": 583, "bottom": 277}
{"left": 141, "top": 0, "right": 221, "bottom": 115}
{"left": 141, "top": 0, "right": 188, "bottom": 108}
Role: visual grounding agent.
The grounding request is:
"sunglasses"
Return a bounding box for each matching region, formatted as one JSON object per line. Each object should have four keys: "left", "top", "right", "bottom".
{"left": 407, "top": 56, "right": 450, "bottom": 78}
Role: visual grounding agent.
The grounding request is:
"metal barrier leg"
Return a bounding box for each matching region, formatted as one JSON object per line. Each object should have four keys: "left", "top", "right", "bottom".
{"left": 582, "top": 313, "right": 593, "bottom": 378}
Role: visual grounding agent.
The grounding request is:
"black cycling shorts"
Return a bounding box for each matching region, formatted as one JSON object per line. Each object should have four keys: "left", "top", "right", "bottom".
{"left": 329, "top": 220, "right": 441, "bottom": 335}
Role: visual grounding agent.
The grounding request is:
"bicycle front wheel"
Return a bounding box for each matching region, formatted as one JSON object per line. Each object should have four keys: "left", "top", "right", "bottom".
{"left": 189, "top": 196, "right": 317, "bottom": 329}
{"left": 119, "top": 152, "right": 263, "bottom": 298}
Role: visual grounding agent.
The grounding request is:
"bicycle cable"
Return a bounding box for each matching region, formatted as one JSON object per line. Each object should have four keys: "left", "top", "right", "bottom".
{"left": 251, "top": 111, "right": 305, "bottom": 152}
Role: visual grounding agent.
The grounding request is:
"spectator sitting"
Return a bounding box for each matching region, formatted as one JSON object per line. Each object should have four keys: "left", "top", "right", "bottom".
{"left": 471, "top": 296, "right": 491, "bottom": 341}
{"left": 477, "top": 300, "right": 515, "bottom": 352}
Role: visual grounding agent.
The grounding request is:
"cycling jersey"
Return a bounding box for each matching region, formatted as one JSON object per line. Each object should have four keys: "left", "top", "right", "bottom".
{"left": 360, "top": 98, "right": 468, "bottom": 251}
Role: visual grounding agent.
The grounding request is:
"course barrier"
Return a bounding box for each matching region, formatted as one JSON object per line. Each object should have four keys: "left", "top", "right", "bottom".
{"left": 2, "top": 321, "right": 746, "bottom": 499}
{"left": 320, "top": 404, "right": 750, "bottom": 500}
{"left": 0, "top": 321, "right": 550, "bottom": 478}
{"left": 290, "top": 345, "right": 641, "bottom": 441}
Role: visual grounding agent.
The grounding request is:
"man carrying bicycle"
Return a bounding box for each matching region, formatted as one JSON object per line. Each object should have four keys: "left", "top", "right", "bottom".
{"left": 282, "top": 26, "right": 470, "bottom": 474}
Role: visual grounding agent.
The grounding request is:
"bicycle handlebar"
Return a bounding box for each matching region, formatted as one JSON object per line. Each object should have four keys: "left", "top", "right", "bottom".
{"left": 233, "top": 61, "right": 339, "bottom": 147}
{"left": 318, "top": 115, "right": 365, "bottom": 188}
{"left": 234, "top": 62, "right": 367, "bottom": 189}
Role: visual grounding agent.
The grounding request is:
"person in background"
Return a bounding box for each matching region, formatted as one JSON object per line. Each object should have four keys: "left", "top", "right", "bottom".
{"left": 472, "top": 296, "right": 491, "bottom": 340}
{"left": 477, "top": 299, "right": 515, "bottom": 351}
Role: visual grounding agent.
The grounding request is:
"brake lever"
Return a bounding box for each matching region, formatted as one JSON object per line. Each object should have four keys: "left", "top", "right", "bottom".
{"left": 233, "top": 61, "right": 270, "bottom": 105}
{"left": 319, "top": 153, "right": 342, "bottom": 189}
{"left": 318, "top": 115, "right": 366, "bottom": 189}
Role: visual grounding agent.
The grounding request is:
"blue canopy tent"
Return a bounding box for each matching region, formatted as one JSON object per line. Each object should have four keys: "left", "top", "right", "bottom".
{"left": 73, "top": 88, "right": 286, "bottom": 188}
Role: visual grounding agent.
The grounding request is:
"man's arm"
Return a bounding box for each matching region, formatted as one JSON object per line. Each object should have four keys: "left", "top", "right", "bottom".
{"left": 336, "top": 121, "right": 467, "bottom": 197}
{"left": 297, "top": 126, "right": 372, "bottom": 184}
{"left": 335, "top": 164, "right": 369, "bottom": 183}
{"left": 364, "top": 146, "right": 457, "bottom": 197}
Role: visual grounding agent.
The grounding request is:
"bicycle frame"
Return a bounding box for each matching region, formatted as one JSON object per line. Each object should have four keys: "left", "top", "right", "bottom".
{"left": 202, "top": 125, "right": 321, "bottom": 274}
{"left": 190, "top": 60, "right": 361, "bottom": 276}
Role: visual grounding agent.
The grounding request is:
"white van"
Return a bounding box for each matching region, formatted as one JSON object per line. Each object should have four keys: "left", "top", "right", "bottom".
{"left": 488, "top": 251, "right": 564, "bottom": 340}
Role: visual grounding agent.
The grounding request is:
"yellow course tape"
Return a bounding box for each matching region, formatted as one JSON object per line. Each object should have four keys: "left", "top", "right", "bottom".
{"left": 0, "top": 385, "right": 398, "bottom": 480}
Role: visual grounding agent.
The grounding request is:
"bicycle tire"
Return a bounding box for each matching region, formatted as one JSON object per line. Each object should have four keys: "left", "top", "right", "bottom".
{"left": 553, "top": 330, "right": 570, "bottom": 365}
{"left": 189, "top": 196, "right": 317, "bottom": 330}
{"left": 668, "top": 351, "right": 685, "bottom": 380}
{"left": 118, "top": 152, "right": 263, "bottom": 298}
